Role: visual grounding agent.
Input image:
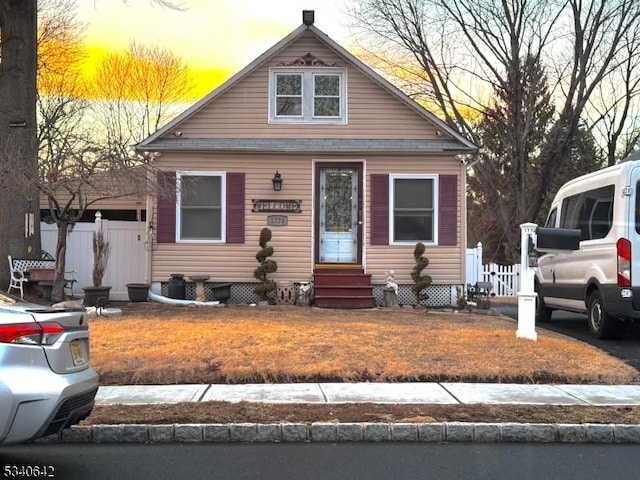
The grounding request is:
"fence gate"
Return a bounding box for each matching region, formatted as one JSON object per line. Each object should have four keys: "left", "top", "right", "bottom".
{"left": 41, "top": 218, "right": 146, "bottom": 301}
{"left": 482, "top": 263, "right": 520, "bottom": 297}
{"left": 466, "top": 243, "right": 520, "bottom": 297}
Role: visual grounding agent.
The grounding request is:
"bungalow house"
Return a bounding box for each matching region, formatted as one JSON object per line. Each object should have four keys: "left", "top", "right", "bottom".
{"left": 136, "top": 11, "right": 477, "bottom": 308}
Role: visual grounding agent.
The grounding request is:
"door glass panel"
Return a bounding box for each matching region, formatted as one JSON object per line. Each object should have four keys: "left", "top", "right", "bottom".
{"left": 319, "top": 168, "right": 358, "bottom": 263}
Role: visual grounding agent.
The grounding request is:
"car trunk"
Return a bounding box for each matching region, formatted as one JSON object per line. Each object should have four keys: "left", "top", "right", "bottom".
{"left": 25, "top": 308, "right": 91, "bottom": 374}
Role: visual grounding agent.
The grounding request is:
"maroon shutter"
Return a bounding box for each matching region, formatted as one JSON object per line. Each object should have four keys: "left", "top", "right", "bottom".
{"left": 156, "top": 171, "right": 176, "bottom": 244}
{"left": 226, "top": 172, "right": 245, "bottom": 244}
{"left": 370, "top": 174, "right": 389, "bottom": 245}
{"left": 438, "top": 174, "right": 458, "bottom": 246}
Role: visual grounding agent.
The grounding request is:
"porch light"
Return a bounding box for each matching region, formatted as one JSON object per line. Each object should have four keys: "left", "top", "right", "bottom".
{"left": 272, "top": 171, "right": 283, "bottom": 191}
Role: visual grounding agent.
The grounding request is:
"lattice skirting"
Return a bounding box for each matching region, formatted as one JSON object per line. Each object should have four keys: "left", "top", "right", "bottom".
{"left": 160, "top": 282, "right": 458, "bottom": 307}
{"left": 373, "top": 284, "right": 455, "bottom": 307}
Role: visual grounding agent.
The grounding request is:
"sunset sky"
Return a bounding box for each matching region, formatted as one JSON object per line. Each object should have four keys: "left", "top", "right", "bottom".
{"left": 75, "top": 0, "right": 350, "bottom": 98}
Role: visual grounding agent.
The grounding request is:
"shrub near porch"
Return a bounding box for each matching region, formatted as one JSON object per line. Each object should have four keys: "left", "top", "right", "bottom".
{"left": 89, "top": 305, "right": 639, "bottom": 386}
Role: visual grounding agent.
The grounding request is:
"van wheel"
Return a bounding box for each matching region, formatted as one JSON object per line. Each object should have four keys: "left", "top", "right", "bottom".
{"left": 587, "top": 291, "right": 617, "bottom": 339}
{"left": 535, "top": 294, "right": 552, "bottom": 323}
{"left": 535, "top": 282, "right": 552, "bottom": 323}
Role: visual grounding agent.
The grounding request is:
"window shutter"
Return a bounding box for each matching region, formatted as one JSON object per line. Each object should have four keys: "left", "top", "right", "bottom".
{"left": 226, "top": 172, "right": 245, "bottom": 244}
{"left": 438, "top": 174, "right": 458, "bottom": 246}
{"left": 370, "top": 174, "right": 389, "bottom": 245}
{"left": 156, "top": 171, "right": 176, "bottom": 244}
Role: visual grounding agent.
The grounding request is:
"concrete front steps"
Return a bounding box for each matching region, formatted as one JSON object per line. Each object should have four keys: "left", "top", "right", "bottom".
{"left": 313, "top": 267, "right": 376, "bottom": 309}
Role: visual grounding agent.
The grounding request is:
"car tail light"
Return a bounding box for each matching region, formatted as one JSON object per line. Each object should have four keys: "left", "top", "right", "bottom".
{"left": 0, "top": 322, "right": 64, "bottom": 345}
{"left": 617, "top": 238, "right": 632, "bottom": 287}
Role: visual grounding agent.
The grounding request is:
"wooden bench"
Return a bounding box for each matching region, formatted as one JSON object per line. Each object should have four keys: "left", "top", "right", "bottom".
{"left": 12, "top": 258, "right": 56, "bottom": 272}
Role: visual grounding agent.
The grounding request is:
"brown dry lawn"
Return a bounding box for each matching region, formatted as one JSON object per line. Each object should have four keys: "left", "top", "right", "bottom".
{"left": 91, "top": 303, "right": 639, "bottom": 386}
{"left": 83, "top": 302, "right": 640, "bottom": 426}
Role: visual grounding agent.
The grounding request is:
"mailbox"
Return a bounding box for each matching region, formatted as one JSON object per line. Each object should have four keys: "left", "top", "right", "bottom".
{"left": 535, "top": 227, "right": 580, "bottom": 252}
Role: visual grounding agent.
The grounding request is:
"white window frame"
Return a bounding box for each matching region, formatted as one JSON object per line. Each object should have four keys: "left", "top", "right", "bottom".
{"left": 176, "top": 171, "right": 226, "bottom": 243}
{"left": 268, "top": 67, "right": 347, "bottom": 124}
{"left": 389, "top": 174, "right": 439, "bottom": 245}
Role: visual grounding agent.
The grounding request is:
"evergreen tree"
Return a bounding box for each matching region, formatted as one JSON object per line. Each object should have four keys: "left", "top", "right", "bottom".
{"left": 253, "top": 228, "right": 278, "bottom": 302}
{"left": 411, "top": 243, "right": 432, "bottom": 305}
{"left": 469, "top": 55, "right": 602, "bottom": 263}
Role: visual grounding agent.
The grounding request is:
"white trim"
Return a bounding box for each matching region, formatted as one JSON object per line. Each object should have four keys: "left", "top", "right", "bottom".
{"left": 389, "top": 174, "right": 439, "bottom": 245}
{"left": 268, "top": 67, "right": 347, "bottom": 125}
{"left": 176, "top": 171, "right": 227, "bottom": 243}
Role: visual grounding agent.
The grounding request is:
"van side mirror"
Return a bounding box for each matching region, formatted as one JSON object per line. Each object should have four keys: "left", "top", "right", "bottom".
{"left": 535, "top": 227, "right": 580, "bottom": 252}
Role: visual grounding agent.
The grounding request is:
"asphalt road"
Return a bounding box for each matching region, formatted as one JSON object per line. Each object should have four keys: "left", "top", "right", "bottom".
{"left": 2, "top": 443, "right": 640, "bottom": 480}
{"left": 495, "top": 303, "right": 640, "bottom": 371}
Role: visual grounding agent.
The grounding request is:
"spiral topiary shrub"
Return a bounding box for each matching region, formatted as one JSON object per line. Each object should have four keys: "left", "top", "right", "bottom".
{"left": 411, "top": 242, "right": 432, "bottom": 305}
{"left": 253, "top": 227, "right": 278, "bottom": 302}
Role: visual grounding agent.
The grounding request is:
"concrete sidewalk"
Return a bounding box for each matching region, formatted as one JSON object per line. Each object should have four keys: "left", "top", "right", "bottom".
{"left": 95, "top": 382, "right": 640, "bottom": 406}
{"left": 39, "top": 382, "right": 640, "bottom": 445}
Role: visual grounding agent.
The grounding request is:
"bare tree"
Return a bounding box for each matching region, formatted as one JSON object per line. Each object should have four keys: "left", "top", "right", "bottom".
{"left": 0, "top": 0, "right": 39, "bottom": 289}
{"left": 586, "top": 23, "right": 640, "bottom": 166}
{"left": 34, "top": 18, "right": 189, "bottom": 303}
{"left": 349, "top": 0, "right": 640, "bottom": 261}
{"left": 92, "top": 42, "right": 194, "bottom": 160}
{"left": 37, "top": 60, "right": 160, "bottom": 302}
{"left": 0, "top": 0, "right": 186, "bottom": 292}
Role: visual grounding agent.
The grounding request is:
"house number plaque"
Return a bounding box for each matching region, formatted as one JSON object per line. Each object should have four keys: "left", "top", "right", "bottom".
{"left": 251, "top": 199, "right": 302, "bottom": 213}
{"left": 267, "top": 215, "right": 288, "bottom": 226}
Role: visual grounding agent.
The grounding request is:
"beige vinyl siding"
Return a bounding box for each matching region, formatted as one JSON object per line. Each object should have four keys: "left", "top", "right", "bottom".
{"left": 151, "top": 153, "right": 315, "bottom": 284}
{"left": 151, "top": 153, "right": 466, "bottom": 287}
{"left": 364, "top": 156, "right": 466, "bottom": 286}
{"left": 173, "top": 33, "right": 443, "bottom": 140}
{"left": 39, "top": 194, "right": 144, "bottom": 211}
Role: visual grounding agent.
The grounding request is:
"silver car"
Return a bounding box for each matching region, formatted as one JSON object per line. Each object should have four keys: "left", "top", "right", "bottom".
{"left": 0, "top": 291, "right": 98, "bottom": 445}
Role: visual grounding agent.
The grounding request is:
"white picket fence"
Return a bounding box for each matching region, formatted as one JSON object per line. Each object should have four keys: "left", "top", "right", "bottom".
{"left": 466, "top": 242, "right": 520, "bottom": 297}
{"left": 41, "top": 215, "right": 146, "bottom": 300}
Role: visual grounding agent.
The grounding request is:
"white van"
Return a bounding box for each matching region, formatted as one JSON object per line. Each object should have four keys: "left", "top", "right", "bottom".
{"left": 535, "top": 156, "right": 640, "bottom": 338}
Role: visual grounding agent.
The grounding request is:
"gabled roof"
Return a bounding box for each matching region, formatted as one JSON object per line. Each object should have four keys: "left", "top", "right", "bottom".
{"left": 136, "top": 21, "right": 476, "bottom": 152}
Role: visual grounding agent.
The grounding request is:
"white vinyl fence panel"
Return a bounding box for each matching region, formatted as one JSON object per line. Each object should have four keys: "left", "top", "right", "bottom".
{"left": 41, "top": 219, "right": 146, "bottom": 300}
{"left": 465, "top": 242, "right": 483, "bottom": 286}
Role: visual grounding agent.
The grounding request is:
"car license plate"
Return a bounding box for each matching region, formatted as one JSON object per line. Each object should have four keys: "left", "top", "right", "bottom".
{"left": 70, "top": 340, "right": 86, "bottom": 366}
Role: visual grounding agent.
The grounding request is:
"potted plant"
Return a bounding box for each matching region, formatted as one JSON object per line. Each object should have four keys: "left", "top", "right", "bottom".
{"left": 83, "top": 230, "right": 112, "bottom": 306}
{"left": 125, "top": 282, "right": 150, "bottom": 302}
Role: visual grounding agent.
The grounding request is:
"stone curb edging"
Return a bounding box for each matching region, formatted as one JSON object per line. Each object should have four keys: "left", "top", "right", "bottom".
{"left": 35, "top": 422, "right": 640, "bottom": 444}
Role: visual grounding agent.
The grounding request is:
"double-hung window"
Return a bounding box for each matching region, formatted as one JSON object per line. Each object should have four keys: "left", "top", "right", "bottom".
{"left": 275, "top": 73, "right": 303, "bottom": 116}
{"left": 177, "top": 172, "right": 225, "bottom": 242}
{"left": 269, "top": 68, "right": 346, "bottom": 124}
{"left": 390, "top": 175, "right": 438, "bottom": 244}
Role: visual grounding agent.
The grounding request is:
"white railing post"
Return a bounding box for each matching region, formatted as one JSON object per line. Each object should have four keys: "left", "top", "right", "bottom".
{"left": 94, "top": 210, "right": 103, "bottom": 233}
{"left": 517, "top": 223, "right": 538, "bottom": 341}
{"left": 476, "top": 242, "right": 483, "bottom": 285}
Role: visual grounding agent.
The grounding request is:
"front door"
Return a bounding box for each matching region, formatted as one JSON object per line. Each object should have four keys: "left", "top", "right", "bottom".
{"left": 316, "top": 163, "right": 363, "bottom": 264}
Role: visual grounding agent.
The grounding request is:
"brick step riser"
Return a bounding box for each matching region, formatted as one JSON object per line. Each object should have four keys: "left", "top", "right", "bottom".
{"left": 314, "top": 268, "right": 365, "bottom": 275}
{"left": 314, "top": 297, "right": 377, "bottom": 309}
{"left": 313, "top": 275, "right": 372, "bottom": 286}
{"left": 314, "top": 287, "right": 374, "bottom": 297}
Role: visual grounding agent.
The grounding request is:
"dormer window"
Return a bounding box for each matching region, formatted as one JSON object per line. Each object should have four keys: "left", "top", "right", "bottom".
{"left": 269, "top": 67, "right": 347, "bottom": 124}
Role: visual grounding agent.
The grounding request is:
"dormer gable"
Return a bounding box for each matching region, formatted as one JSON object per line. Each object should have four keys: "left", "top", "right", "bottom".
{"left": 137, "top": 11, "right": 476, "bottom": 153}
